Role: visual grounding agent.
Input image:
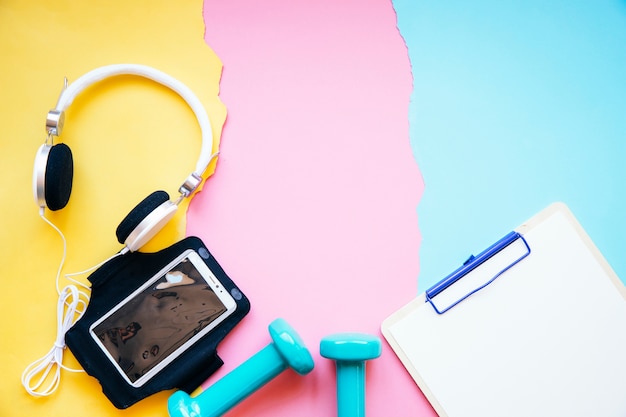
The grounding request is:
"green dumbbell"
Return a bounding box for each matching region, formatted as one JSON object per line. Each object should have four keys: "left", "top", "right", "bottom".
{"left": 320, "top": 333, "right": 382, "bottom": 417}
{"left": 168, "top": 318, "right": 314, "bottom": 417}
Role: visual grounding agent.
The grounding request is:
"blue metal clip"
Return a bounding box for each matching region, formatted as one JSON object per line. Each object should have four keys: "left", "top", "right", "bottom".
{"left": 425, "top": 231, "right": 531, "bottom": 314}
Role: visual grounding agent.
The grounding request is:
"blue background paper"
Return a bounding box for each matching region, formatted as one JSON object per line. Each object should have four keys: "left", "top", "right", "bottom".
{"left": 393, "top": 0, "right": 626, "bottom": 290}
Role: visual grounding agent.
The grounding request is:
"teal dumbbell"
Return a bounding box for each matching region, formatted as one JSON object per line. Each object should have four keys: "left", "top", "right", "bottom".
{"left": 320, "top": 333, "right": 382, "bottom": 417}
{"left": 168, "top": 318, "right": 314, "bottom": 417}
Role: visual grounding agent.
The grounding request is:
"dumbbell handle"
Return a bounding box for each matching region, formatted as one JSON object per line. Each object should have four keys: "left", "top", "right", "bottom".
{"left": 335, "top": 361, "right": 367, "bottom": 417}
{"left": 169, "top": 318, "right": 315, "bottom": 417}
{"left": 169, "top": 345, "right": 286, "bottom": 417}
{"left": 320, "top": 333, "right": 381, "bottom": 417}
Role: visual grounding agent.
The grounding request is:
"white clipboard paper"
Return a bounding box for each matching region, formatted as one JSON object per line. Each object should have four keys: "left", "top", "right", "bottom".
{"left": 382, "top": 203, "right": 626, "bottom": 417}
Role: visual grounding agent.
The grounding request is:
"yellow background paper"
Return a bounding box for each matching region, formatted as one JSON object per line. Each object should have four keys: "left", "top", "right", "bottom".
{"left": 0, "top": 1, "right": 226, "bottom": 416}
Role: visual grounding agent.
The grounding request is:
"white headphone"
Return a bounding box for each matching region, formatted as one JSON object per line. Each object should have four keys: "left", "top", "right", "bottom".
{"left": 33, "top": 64, "right": 217, "bottom": 252}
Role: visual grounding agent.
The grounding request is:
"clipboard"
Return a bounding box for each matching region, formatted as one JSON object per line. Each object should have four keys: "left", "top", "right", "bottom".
{"left": 382, "top": 203, "right": 626, "bottom": 417}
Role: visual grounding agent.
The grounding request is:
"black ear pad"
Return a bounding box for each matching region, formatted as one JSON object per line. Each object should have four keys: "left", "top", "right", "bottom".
{"left": 116, "top": 190, "right": 170, "bottom": 245}
{"left": 45, "top": 143, "right": 74, "bottom": 211}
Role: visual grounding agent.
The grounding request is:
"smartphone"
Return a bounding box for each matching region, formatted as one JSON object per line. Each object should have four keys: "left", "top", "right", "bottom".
{"left": 89, "top": 249, "right": 237, "bottom": 387}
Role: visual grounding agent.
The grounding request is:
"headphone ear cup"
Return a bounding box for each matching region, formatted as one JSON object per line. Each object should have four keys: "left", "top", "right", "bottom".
{"left": 43, "top": 143, "right": 74, "bottom": 211}
{"left": 116, "top": 190, "right": 178, "bottom": 251}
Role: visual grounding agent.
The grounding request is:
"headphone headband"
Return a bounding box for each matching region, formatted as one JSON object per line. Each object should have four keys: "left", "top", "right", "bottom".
{"left": 47, "top": 64, "right": 217, "bottom": 197}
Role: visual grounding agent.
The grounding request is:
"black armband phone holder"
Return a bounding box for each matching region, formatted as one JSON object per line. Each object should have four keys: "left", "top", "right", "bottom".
{"left": 65, "top": 237, "right": 250, "bottom": 409}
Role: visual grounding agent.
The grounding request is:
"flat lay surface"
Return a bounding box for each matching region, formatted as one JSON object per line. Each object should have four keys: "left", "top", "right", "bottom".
{"left": 1, "top": 1, "right": 227, "bottom": 416}
{"left": 2, "top": 0, "right": 625, "bottom": 416}
{"left": 396, "top": 0, "right": 626, "bottom": 291}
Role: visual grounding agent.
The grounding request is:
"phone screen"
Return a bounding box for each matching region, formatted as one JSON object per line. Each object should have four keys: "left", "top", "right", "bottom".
{"left": 90, "top": 250, "right": 236, "bottom": 386}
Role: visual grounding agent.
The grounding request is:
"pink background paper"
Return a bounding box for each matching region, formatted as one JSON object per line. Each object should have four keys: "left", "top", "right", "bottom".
{"left": 185, "top": 0, "right": 435, "bottom": 415}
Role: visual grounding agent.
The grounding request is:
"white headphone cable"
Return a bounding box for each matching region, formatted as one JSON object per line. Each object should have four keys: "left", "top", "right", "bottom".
{"left": 22, "top": 210, "right": 126, "bottom": 396}
{"left": 21, "top": 284, "right": 86, "bottom": 396}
